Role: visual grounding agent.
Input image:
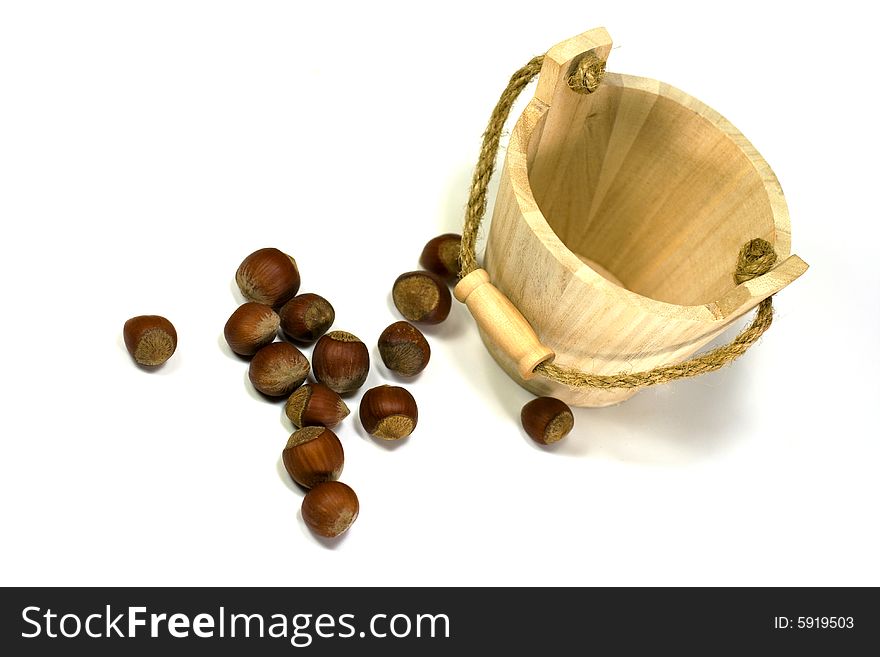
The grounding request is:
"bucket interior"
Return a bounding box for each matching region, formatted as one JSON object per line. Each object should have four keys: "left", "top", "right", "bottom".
{"left": 527, "top": 79, "right": 778, "bottom": 307}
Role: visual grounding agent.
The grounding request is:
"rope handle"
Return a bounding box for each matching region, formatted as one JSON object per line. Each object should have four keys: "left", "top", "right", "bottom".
{"left": 458, "top": 53, "right": 778, "bottom": 390}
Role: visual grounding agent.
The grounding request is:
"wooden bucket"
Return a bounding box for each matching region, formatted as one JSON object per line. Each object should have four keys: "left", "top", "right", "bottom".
{"left": 456, "top": 28, "right": 808, "bottom": 407}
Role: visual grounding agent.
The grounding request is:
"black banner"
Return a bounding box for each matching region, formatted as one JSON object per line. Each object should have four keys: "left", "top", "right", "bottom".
{"left": 1, "top": 587, "right": 875, "bottom": 654}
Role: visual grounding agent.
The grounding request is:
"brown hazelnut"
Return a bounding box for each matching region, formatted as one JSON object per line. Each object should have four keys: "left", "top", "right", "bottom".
{"left": 359, "top": 385, "right": 418, "bottom": 440}
{"left": 235, "top": 247, "right": 300, "bottom": 307}
{"left": 279, "top": 293, "right": 335, "bottom": 343}
{"left": 282, "top": 426, "right": 344, "bottom": 489}
{"left": 301, "top": 481, "right": 359, "bottom": 538}
{"left": 123, "top": 315, "right": 177, "bottom": 367}
{"left": 392, "top": 270, "right": 451, "bottom": 324}
{"left": 285, "top": 383, "right": 350, "bottom": 429}
{"left": 419, "top": 233, "right": 462, "bottom": 281}
{"left": 223, "top": 302, "right": 280, "bottom": 356}
{"left": 521, "top": 397, "right": 574, "bottom": 445}
{"left": 312, "top": 331, "right": 370, "bottom": 395}
{"left": 248, "top": 342, "right": 309, "bottom": 397}
{"left": 378, "top": 321, "right": 430, "bottom": 376}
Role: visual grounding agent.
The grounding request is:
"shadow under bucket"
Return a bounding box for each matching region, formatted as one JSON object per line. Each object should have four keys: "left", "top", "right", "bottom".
{"left": 459, "top": 27, "right": 808, "bottom": 407}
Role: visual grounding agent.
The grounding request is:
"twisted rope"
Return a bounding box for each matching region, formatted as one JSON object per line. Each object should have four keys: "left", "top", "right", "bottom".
{"left": 461, "top": 54, "right": 545, "bottom": 278}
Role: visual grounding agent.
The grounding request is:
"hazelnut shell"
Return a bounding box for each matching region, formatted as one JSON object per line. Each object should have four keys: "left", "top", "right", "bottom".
{"left": 279, "top": 293, "right": 335, "bottom": 343}
{"left": 123, "top": 315, "right": 177, "bottom": 367}
{"left": 224, "top": 302, "right": 280, "bottom": 356}
{"left": 377, "top": 321, "right": 430, "bottom": 376}
{"left": 282, "top": 426, "right": 344, "bottom": 489}
{"left": 392, "top": 270, "right": 451, "bottom": 324}
{"left": 235, "top": 247, "right": 300, "bottom": 307}
{"left": 419, "top": 233, "right": 462, "bottom": 281}
{"left": 312, "top": 331, "right": 370, "bottom": 395}
{"left": 521, "top": 396, "right": 574, "bottom": 445}
{"left": 285, "top": 383, "right": 350, "bottom": 429}
{"left": 359, "top": 385, "right": 418, "bottom": 440}
{"left": 301, "top": 481, "right": 359, "bottom": 538}
{"left": 248, "top": 342, "right": 310, "bottom": 397}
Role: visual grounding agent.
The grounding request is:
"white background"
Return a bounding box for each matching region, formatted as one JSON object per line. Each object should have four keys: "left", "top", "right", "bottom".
{"left": 1, "top": 1, "right": 877, "bottom": 586}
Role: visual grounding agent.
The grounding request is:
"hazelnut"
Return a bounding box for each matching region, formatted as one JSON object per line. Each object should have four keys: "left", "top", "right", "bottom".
{"left": 359, "top": 385, "right": 418, "bottom": 440}
{"left": 377, "top": 321, "right": 430, "bottom": 376}
{"left": 282, "top": 426, "right": 344, "bottom": 489}
{"left": 235, "top": 247, "right": 300, "bottom": 307}
{"left": 123, "top": 315, "right": 177, "bottom": 367}
{"left": 312, "top": 331, "right": 370, "bottom": 395}
{"left": 248, "top": 342, "right": 309, "bottom": 397}
{"left": 392, "top": 270, "right": 451, "bottom": 324}
{"left": 521, "top": 397, "right": 574, "bottom": 445}
{"left": 279, "top": 293, "right": 335, "bottom": 343}
{"left": 285, "top": 383, "right": 350, "bottom": 429}
{"left": 301, "top": 481, "right": 359, "bottom": 538}
{"left": 223, "top": 302, "right": 280, "bottom": 356}
{"left": 419, "top": 233, "right": 462, "bottom": 281}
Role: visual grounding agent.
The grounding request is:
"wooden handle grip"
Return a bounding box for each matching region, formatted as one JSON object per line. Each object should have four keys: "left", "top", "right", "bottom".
{"left": 454, "top": 269, "right": 555, "bottom": 380}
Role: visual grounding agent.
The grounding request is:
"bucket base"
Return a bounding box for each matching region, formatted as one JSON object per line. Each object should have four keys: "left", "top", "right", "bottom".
{"left": 477, "top": 326, "right": 640, "bottom": 408}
